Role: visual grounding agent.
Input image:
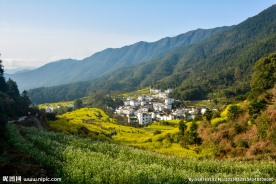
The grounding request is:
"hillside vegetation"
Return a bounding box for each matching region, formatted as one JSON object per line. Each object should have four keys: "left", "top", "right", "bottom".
{"left": 5, "top": 124, "right": 276, "bottom": 183}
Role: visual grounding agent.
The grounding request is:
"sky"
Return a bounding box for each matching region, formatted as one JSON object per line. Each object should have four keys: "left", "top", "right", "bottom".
{"left": 0, "top": 0, "right": 275, "bottom": 69}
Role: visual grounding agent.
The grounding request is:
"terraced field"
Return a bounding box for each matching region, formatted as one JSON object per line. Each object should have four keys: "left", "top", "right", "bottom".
{"left": 47, "top": 108, "right": 204, "bottom": 157}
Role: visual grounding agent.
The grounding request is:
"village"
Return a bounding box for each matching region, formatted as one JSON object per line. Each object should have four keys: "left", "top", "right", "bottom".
{"left": 115, "top": 89, "right": 214, "bottom": 125}
{"left": 42, "top": 88, "right": 216, "bottom": 126}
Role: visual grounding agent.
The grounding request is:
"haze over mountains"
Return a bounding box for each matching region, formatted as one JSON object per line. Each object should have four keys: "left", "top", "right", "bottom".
{"left": 8, "top": 27, "right": 230, "bottom": 90}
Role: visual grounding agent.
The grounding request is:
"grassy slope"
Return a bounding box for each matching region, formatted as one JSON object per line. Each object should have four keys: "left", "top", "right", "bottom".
{"left": 5, "top": 123, "right": 276, "bottom": 183}
{"left": 122, "top": 87, "right": 151, "bottom": 98}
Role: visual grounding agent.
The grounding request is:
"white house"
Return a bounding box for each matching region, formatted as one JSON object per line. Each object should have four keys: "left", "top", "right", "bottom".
{"left": 137, "top": 96, "right": 146, "bottom": 102}
{"left": 137, "top": 112, "right": 152, "bottom": 125}
{"left": 151, "top": 112, "right": 157, "bottom": 119}
{"left": 115, "top": 107, "right": 135, "bottom": 116}
{"left": 165, "top": 89, "right": 173, "bottom": 94}
{"left": 164, "top": 114, "right": 175, "bottom": 120}
{"left": 201, "top": 108, "right": 208, "bottom": 115}
{"left": 157, "top": 114, "right": 175, "bottom": 121}
{"left": 124, "top": 101, "right": 131, "bottom": 106}
{"left": 67, "top": 104, "right": 74, "bottom": 109}
{"left": 45, "top": 106, "right": 54, "bottom": 113}
{"left": 140, "top": 101, "right": 147, "bottom": 106}
{"left": 153, "top": 103, "right": 165, "bottom": 111}
{"left": 188, "top": 108, "right": 197, "bottom": 115}
{"left": 166, "top": 104, "right": 173, "bottom": 110}
{"left": 128, "top": 116, "right": 138, "bottom": 124}
{"left": 158, "top": 92, "right": 168, "bottom": 99}
{"left": 129, "top": 100, "right": 140, "bottom": 107}
{"left": 165, "top": 98, "right": 175, "bottom": 105}
{"left": 137, "top": 107, "right": 149, "bottom": 113}
{"left": 172, "top": 108, "right": 187, "bottom": 116}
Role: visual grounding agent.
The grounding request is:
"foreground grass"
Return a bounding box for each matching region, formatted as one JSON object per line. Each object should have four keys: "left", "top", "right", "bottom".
{"left": 6, "top": 124, "right": 276, "bottom": 184}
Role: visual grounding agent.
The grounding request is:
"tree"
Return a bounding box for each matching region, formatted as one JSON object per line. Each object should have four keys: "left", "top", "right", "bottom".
{"left": 0, "top": 55, "right": 7, "bottom": 93}
{"left": 7, "top": 78, "right": 20, "bottom": 99}
{"left": 21, "top": 90, "right": 31, "bottom": 105}
{"left": 188, "top": 121, "right": 201, "bottom": 145}
{"left": 250, "top": 53, "right": 276, "bottom": 98}
{"left": 248, "top": 100, "right": 267, "bottom": 123}
{"left": 203, "top": 109, "right": 213, "bottom": 122}
{"left": 20, "top": 90, "right": 31, "bottom": 114}
{"left": 227, "top": 105, "right": 242, "bottom": 121}
{"left": 178, "top": 120, "right": 186, "bottom": 136}
{"left": 74, "top": 99, "right": 83, "bottom": 109}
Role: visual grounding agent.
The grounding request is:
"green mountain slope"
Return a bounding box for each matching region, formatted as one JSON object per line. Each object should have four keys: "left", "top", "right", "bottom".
{"left": 28, "top": 5, "right": 276, "bottom": 104}
{"left": 7, "top": 27, "right": 229, "bottom": 90}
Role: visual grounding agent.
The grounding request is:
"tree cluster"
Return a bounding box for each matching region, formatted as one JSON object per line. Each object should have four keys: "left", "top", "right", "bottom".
{"left": 0, "top": 57, "right": 31, "bottom": 125}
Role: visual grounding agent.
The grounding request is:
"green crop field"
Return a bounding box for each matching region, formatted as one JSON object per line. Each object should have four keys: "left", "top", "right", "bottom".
{"left": 6, "top": 124, "right": 276, "bottom": 183}
{"left": 47, "top": 108, "right": 203, "bottom": 157}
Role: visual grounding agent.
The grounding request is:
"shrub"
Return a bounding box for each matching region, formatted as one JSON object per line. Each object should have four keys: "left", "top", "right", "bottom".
{"left": 248, "top": 99, "right": 267, "bottom": 123}
{"left": 153, "top": 130, "right": 161, "bottom": 135}
{"left": 227, "top": 105, "right": 242, "bottom": 121}
{"left": 211, "top": 118, "right": 227, "bottom": 127}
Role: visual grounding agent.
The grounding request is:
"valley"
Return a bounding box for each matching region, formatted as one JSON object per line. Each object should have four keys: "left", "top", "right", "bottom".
{"left": 1, "top": 3, "right": 276, "bottom": 183}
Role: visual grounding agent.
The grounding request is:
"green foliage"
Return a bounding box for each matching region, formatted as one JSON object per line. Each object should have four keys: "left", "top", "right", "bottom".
{"left": 74, "top": 99, "right": 83, "bottom": 109}
{"left": 153, "top": 130, "right": 161, "bottom": 135}
{"left": 250, "top": 52, "right": 276, "bottom": 99}
{"left": 45, "top": 112, "right": 57, "bottom": 121}
{"left": 227, "top": 105, "right": 242, "bottom": 121}
{"left": 178, "top": 120, "right": 186, "bottom": 136}
{"left": 233, "top": 123, "right": 247, "bottom": 135}
{"left": 248, "top": 100, "right": 267, "bottom": 123}
{"left": 203, "top": 109, "right": 213, "bottom": 121}
{"left": 6, "top": 78, "right": 20, "bottom": 99}
{"left": 0, "top": 58, "right": 32, "bottom": 126}
{"left": 255, "top": 111, "right": 271, "bottom": 140}
{"left": 189, "top": 122, "right": 201, "bottom": 145}
{"left": 171, "top": 88, "right": 207, "bottom": 101}
{"left": 0, "top": 57, "right": 7, "bottom": 93}
{"left": 87, "top": 92, "right": 123, "bottom": 110}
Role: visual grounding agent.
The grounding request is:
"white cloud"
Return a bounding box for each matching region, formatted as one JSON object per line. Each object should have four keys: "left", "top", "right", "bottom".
{"left": 2, "top": 58, "right": 43, "bottom": 69}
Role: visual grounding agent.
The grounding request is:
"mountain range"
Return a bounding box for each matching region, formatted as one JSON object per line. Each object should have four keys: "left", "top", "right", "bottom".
{"left": 7, "top": 27, "right": 230, "bottom": 90}
{"left": 22, "top": 5, "right": 276, "bottom": 103}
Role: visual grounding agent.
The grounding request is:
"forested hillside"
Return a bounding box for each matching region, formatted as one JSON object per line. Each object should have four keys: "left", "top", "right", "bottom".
{"left": 8, "top": 27, "right": 229, "bottom": 90}
{"left": 28, "top": 5, "right": 276, "bottom": 104}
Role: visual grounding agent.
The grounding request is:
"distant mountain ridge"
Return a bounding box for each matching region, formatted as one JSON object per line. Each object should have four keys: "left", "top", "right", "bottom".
{"left": 7, "top": 27, "right": 230, "bottom": 90}
{"left": 27, "top": 4, "right": 276, "bottom": 104}
{"left": 4, "top": 67, "right": 35, "bottom": 74}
